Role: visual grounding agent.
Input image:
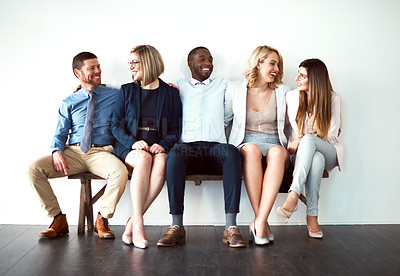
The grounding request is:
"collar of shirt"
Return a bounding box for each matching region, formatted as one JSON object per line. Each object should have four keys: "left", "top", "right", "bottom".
{"left": 191, "top": 78, "right": 211, "bottom": 87}
{"left": 76, "top": 88, "right": 90, "bottom": 97}
{"left": 79, "top": 86, "right": 106, "bottom": 97}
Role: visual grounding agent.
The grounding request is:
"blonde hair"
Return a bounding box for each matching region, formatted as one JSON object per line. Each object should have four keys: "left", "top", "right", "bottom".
{"left": 130, "top": 45, "right": 164, "bottom": 86}
{"left": 245, "top": 45, "right": 284, "bottom": 89}
{"left": 296, "top": 59, "right": 333, "bottom": 140}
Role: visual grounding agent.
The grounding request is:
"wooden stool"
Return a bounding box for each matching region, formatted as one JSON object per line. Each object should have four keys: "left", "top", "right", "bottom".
{"left": 68, "top": 172, "right": 106, "bottom": 234}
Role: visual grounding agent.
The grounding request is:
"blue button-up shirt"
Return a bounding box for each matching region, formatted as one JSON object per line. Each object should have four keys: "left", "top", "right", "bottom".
{"left": 51, "top": 85, "right": 120, "bottom": 152}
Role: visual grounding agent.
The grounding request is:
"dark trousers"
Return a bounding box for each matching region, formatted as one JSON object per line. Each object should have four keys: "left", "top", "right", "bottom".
{"left": 166, "top": 142, "right": 242, "bottom": 215}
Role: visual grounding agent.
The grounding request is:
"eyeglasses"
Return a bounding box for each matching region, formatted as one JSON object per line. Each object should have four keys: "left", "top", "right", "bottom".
{"left": 127, "top": 60, "right": 140, "bottom": 67}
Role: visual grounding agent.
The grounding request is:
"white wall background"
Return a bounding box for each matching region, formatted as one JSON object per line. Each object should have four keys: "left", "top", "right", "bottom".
{"left": 1, "top": 0, "right": 399, "bottom": 226}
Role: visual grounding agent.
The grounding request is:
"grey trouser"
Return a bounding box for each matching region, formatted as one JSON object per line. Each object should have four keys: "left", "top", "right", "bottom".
{"left": 290, "top": 134, "right": 337, "bottom": 216}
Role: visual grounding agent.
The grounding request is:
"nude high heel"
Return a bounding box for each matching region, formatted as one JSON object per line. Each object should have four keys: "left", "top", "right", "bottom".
{"left": 308, "top": 229, "right": 323, "bottom": 239}
{"left": 276, "top": 206, "right": 298, "bottom": 223}
{"left": 122, "top": 217, "right": 133, "bottom": 245}
{"left": 133, "top": 239, "right": 149, "bottom": 249}
{"left": 307, "top": 216, "right": 323, "bottom": 238}
{"left": 132, "top": 220, "right": 149, "bottom": 249}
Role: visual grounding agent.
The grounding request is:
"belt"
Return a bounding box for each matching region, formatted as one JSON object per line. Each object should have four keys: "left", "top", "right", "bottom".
{"left": 138, "top": 127, "right": 158, "bottom": 132}
{"left": 70, "top": 143, "right": 104, "bottom": 148}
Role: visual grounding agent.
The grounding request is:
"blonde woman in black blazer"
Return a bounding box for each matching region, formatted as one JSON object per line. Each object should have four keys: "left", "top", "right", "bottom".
{"left": 112, "top": 45, "right": 182, "bottom": 249}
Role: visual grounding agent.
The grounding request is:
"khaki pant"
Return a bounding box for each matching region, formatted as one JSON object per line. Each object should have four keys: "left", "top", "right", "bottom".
{"left": 28, "top": 145, "right": 128, "bottom": 219}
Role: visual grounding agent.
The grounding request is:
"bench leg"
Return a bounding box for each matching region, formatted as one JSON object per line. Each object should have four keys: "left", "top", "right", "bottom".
{"left": 84, "top": 179, "right": 94, "bottom": 232}
{"left": 78, "top": 178, "right": 94, "bottom": 234}
{"left": 78, "top": 179, "right": 86, "bottom": 234}
{"left": 85, "top": 179, "right": 93, "bottom": 231}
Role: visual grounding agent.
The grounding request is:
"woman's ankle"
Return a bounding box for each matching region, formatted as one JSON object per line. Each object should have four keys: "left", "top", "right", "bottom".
{"left": 132, "top": 217, "right": 147, "bottom": 240}
{"left": 307, "top": 215, "right": 320, "bottom": 232}
{"left": 254, "top": 218, "right": 266, "bottom": 238}
{"left": 282, "top": 191, "right": 299, "bottom": 212}
{"left": 123, "top": 217, "right": 133, "bottom": 236}
{"left": 265, "top": 222, "right": 272, "bottom": 235}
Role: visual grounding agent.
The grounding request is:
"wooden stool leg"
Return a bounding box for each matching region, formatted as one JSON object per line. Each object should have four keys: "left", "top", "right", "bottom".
{"left": 78, "top": 179, "right": 86, "bottom": 234}
{"left": 84, "top": 179, "right": 94, "bottom": 232}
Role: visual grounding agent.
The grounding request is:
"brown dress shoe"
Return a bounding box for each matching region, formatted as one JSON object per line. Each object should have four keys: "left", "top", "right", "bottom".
{"left": 95, "top": 213, "right": 115, "bottom": 239}
{"left": 39, "top": 214, "right": 69, "bottom": 239}
{"left": 157, "top": 225, "right": 185, "bottom": 247}
{"left": 223, "top": 226, "right": 246, "bottom": 248}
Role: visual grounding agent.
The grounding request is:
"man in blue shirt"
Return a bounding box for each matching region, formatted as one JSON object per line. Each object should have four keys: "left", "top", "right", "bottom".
{"left": 157, "top": 47, "right": 246, "bottom": 248}
{"left": 28, "top": 52, "right": 128, "bottom": 239}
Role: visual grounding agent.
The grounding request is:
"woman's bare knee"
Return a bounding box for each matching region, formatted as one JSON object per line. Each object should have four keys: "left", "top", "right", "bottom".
{"left": 152, "top": 153, "right": 167, "bottom": 170}
{"left": 267, "top": 145, "right": 287, "bottom": 162}
{"left": 125, "top": 150, "right": 152, "bottom": 167}
{"left": 241, "top": 144, "right": 262, "bottom": 160}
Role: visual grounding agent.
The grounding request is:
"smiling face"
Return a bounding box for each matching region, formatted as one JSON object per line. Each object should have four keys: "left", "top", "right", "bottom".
{"left": 257, "top": 51, "right": 280, "bottom": 84}
{"left": 129, "top": 52, "right": 142, "bottom": 82}
{"left": 74, "top": 58, "right": 101, "bottom": 90}
{"left": 296, "top": 66, "right": 309, "bottom": 92}
{"left": 188, "top": 48, "right": 213, "bottom": 82}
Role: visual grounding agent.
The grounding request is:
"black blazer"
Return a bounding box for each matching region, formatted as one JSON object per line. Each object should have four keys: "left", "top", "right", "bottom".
{"left": 111, "top": 79, "right": 182, "bottom": 160}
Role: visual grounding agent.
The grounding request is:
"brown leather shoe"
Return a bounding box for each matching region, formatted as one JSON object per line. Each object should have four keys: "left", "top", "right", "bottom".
{"left": 157, "top": 225, "right": 185, "bottom": 247}
{"left": 223, "top": 226, "right": 246, "bottom": 248}
{"left": 95, "top": 213, "right": 115, "bottom": 239}
{"left": 39, "top": 214, "right": 69, "bottom": 239}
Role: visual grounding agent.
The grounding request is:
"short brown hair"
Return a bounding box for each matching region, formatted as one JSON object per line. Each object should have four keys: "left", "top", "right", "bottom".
{"left": 72, "top": 52, "right": 97, "bottom": 76}
{"left": 130, "top": 45, "right": 164, "bottom": 86}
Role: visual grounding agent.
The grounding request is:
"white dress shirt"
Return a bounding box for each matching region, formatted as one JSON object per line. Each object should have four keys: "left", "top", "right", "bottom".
{"left": 175, "top": 77, "right": 228, "bottom": 143}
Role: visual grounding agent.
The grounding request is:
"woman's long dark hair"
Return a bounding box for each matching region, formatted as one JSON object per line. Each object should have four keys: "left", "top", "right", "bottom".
{"left": 296, "top": 59, "right": 333, "bottom": 140}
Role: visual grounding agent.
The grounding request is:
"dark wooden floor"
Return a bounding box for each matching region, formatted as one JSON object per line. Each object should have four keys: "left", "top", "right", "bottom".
{"left": 0, "top": 224, "right": 399, "bottom": 276}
